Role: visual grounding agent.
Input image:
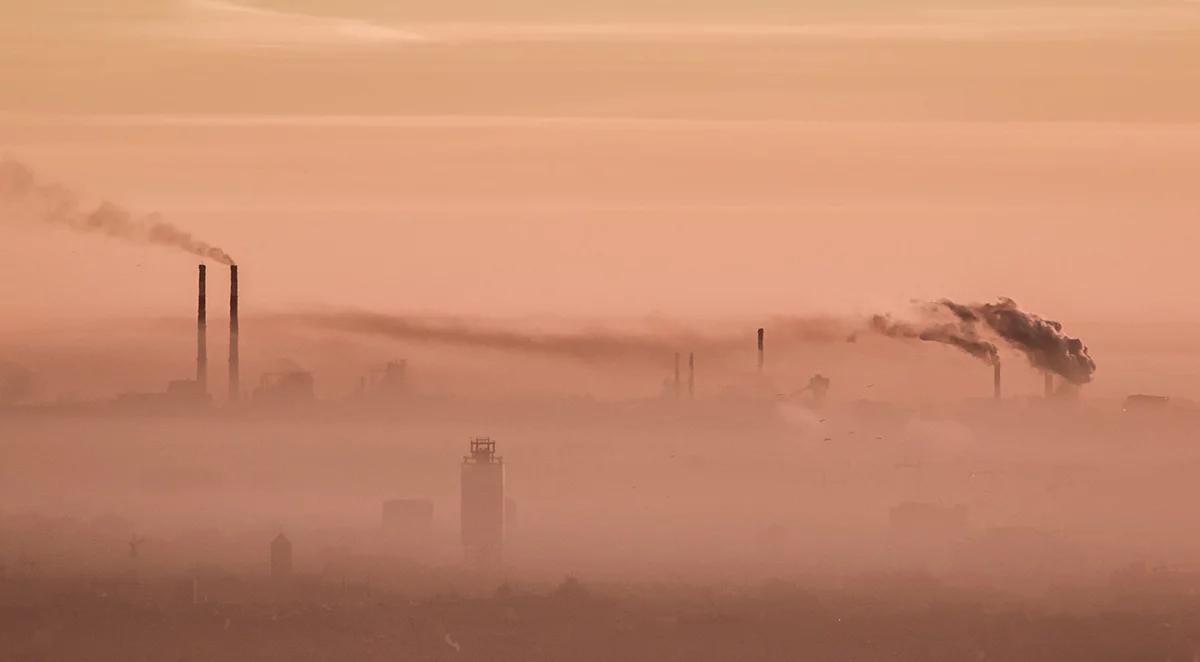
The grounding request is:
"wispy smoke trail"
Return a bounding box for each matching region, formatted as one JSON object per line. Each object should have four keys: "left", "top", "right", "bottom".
{"left": 938, "top": 297, "right": 1096, "bottom": 384}
{"left": 276, "top": 311, "right": 733, "bottom": 362}
{"left": 272, "top": 311, "right": 850, "bottom": 364}
{"left": 0, "top": 159, "right": 235, "bottom": 265}
{"left": 871, "top": 298, "right": 1096, "bottom": 384}
{"left": 869, "top": 314, "right": 999, "bottom": 365}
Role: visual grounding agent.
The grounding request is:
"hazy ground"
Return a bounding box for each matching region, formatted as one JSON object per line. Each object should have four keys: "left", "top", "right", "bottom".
{"left": 4, "top": 397, "right": 1200, "bottom": 585}
{"left": 7, "top": 576, "right": 1200, "bottom": 661}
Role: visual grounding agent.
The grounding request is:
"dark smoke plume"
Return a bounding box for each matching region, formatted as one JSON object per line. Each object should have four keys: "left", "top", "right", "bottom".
{"left": 869, "top": 314, "right": 999, "bottom": 365}
{"left": 276, "top": 311, "right": 735, "bottom": 362}
{"left": 871, "top": 298, "right": 1096, "bottom": 384}
{"left": 769, "top": 315, "right": 860, "bottom": 344}
{"left": 937, "top": 298, "right": 1096, "bottom": 384}
{"left": 272, "top": 311, "right": 850, "bottom": 364}
{"left": 0, "top": 159, "right": 235, "bottom": 265}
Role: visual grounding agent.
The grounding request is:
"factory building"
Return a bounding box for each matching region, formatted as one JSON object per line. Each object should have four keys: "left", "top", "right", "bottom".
{"left": 371, "top": 361, "right": 408, "bottom": 395}
{"left": 253, "top": 370, "right": 316, "bottom": 406}
{"left": 461, "top": 437, "right": 504, "bottom": 568}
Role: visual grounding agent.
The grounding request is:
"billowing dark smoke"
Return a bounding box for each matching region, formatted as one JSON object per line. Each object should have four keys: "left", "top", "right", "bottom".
{"left": 938, "top": 298, "right": 1096, "bottom": 384}
{"left": 872, "top": 298, "right": 1096, "bottom": 384}
{"left": 869, "top": 314, "right": 999, "bottom": 365}
{"left": 0, "top": 159, "right": 235, "bottom": 265}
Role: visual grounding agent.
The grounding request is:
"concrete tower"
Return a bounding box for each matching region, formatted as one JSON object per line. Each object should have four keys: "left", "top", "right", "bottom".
{"left": 461, "top": 437, "right": 504, "bottom": 568}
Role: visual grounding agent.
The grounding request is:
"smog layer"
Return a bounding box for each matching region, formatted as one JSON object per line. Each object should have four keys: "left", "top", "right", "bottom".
{"left": 3, "top": 0, "right": 1200, "bottom": 659}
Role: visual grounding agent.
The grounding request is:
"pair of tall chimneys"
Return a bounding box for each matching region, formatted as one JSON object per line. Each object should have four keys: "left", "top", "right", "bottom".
{"left": 197, "top": 264, "right": 239, "bottom": 403}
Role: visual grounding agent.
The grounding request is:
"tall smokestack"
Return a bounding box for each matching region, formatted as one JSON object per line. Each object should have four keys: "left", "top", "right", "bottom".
{"left": 1044, "top": 371, "right": 1053, "bottom": 399}
{"left": 229, "top": 265, "right": 240, "bottom": 404}
{"left": 757, "top": 328, "right": 764, "bottom": 373}
{"left": 197, "top": 265, "right": 207, "bottom": 391}
{"left": 674, "top": 352, "right": 681, "bottom": 398}
{"left": 688, "top": 352, "right": 695, "bottom": 400}
{"left": 993, "top": 362, "right": 1001, "bottom": 400}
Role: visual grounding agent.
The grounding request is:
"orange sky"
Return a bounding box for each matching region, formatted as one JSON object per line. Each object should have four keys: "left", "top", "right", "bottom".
{"left": 2, "top": 0, "right": 1200, "bottom": 396}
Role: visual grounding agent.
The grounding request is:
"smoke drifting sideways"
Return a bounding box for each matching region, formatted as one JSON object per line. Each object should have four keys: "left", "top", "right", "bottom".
{"left": 0, "top": 159, "right": 235, "bottom": 265}
{"left": 871, "top": 298, "right": 1096, "bottom": 384}
{"left": 272, "top": 311, "right": 852, "bottom": 365}
{"left": 941, "top": 298, "right": 1096, "bottom": 384}
{"left": 869, "top": 315, "right": 999, "bottom": 366}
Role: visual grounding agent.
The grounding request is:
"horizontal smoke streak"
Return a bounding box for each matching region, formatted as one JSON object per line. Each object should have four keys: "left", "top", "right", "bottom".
{"left": 0, "top": 159, "right": 235, "bottom": 265}
{"left": 274, "top": 311, "right": 849, "bottom": 364}
{"left": 869, "top": 315, "right": 999, "bottom": 365}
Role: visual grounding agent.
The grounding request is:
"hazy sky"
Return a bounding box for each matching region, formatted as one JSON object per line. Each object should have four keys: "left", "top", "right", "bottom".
{"left": 2, "top": 0, "right": 1199, "bottom": 396}
{"left": 8, "top": 3, "right": 1200, "bottom": 586}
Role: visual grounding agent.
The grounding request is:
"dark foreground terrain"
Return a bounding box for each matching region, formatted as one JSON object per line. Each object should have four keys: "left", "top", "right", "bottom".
{"left": 4, "top": 576, "right": 1200, "bottom": 662}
